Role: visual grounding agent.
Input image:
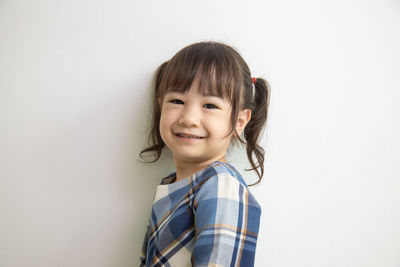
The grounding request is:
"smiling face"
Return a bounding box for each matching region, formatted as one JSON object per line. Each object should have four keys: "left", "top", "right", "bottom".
{"left": 159, "top": 83, "right": 236, "bottom": 166}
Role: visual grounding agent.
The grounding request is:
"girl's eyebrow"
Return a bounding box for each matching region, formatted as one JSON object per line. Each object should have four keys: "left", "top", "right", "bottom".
{"left": 202, "top": 92, "right": 223, "bottom": 98}
{"left": 165, "top": 90, "right": 223, "bottom": 99}
{"left": 164, "top": 90, "right": 183, "bottom": 95}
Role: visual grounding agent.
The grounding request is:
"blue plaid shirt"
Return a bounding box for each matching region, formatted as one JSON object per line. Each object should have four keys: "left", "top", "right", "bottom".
{"left": 139, "top": 161, "right": 261, "bottom": 266}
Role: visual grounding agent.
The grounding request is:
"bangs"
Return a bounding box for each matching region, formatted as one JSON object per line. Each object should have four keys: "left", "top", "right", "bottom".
{"left": 158, "top": 43, "right": 241, "bottom": 102}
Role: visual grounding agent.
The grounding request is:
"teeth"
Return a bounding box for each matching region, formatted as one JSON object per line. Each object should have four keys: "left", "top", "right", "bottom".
{"left": 178, "top": 133, "right": 201, "bottom": 139}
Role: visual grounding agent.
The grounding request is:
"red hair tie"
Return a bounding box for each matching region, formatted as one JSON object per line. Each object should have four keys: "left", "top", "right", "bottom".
{"left": 252, "top": 77, "right": 257, "bottom": 84}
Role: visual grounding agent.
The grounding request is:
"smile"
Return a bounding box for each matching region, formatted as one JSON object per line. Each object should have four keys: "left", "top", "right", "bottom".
{"left": 175, "top": 133, "right": 204, "bottom": 139}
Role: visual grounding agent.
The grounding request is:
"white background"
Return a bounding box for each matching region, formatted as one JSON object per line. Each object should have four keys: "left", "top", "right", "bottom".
{"left": 1, "top": 0, "right": 399, "bottom": 266}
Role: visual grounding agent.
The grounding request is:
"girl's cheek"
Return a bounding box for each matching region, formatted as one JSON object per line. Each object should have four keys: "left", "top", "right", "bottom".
{"left": 160, "top": 105, "right": 173, "bottom": 117}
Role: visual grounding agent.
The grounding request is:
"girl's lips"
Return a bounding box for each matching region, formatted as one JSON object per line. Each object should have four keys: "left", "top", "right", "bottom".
{"left": 174, "top": 132, "right": 205, "bottom": 142}
{"left": 175, "top": 132, "right": 204, "bottom": 139}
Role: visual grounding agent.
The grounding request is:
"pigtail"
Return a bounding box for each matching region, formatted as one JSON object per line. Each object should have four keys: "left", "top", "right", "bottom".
{"left": 244, "top": 77, "right": 271, "bottom": 186}
{"left": 139, "top": 61, "right": 169, "bottom": 162}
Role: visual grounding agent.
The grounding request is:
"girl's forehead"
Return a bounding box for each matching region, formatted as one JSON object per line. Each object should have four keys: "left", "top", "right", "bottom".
{"left": 163, "top": 77, "right": 230, "bottom": 99}
{"left": 165, "top": 87, "right": 222, "bottom": 98}
{"left": 162, "top": 87, "right": 232, "bottom": 109}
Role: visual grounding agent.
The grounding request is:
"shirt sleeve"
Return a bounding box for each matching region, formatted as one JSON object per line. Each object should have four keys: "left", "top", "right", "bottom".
{"left": 191, "top": 173, "right": 261, "bottom": 266}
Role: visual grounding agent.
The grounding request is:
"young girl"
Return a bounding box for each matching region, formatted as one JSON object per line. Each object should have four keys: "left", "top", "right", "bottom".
{"left": 139, "top": 41, "right": 270, "bottom": 267}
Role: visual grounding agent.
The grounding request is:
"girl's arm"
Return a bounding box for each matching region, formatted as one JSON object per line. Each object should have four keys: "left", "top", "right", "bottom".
{"left": 191, "top": 173, "right": 261, "bottom": 266}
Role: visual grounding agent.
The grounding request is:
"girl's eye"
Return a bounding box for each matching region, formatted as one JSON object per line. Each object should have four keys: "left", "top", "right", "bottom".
{"left": 169, "top": 99, "right": 184, "bottom": 104}
{"left": 203, "top": 103, "right": 218, "bottom": 109}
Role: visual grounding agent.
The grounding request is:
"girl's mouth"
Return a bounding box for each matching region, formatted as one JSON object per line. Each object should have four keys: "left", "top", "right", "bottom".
{"left": 175, "top": 133, "right": 204, "bottom": 139}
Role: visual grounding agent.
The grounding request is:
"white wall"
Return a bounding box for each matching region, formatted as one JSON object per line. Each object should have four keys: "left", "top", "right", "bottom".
{"left": 1, "top": 0, "right": 399, "bottom": 266}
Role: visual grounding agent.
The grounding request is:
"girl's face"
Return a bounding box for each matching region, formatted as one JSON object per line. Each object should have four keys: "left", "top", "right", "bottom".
{"left": 159, "top": 82, "right": 247, "bottom": 166}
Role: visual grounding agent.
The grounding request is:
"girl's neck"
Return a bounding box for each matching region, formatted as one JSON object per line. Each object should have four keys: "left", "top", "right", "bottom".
{"left": 174, "top": 156, "right": 227, "bottom": 182}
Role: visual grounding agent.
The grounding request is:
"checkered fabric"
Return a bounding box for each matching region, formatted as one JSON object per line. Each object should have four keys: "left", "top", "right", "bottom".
{"left": 139, "top": 161, "right": 261, "bottom": 267}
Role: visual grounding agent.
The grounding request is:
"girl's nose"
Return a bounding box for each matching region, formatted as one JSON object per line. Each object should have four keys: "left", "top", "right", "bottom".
{"left": 178, "top": 105, "right": 200, "bottom": 127}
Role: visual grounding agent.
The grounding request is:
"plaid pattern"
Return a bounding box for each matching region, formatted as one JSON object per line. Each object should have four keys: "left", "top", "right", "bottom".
{"left": 139, "top": 161, "right": 261, "bottom": 267}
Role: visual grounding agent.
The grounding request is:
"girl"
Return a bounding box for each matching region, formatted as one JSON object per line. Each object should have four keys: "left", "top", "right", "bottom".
{"left": 139, "top": 41, "right": 270, "bottom": 267}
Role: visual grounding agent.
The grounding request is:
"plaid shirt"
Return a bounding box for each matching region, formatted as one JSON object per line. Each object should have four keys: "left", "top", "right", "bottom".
{"left": 139, "top": 161, "right": 261, "bottom": 267}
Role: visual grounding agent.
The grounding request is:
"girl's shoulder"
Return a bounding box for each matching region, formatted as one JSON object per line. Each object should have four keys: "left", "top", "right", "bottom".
{"left": 194, "top": 161, "right": 261, "bottom": 211}
{"left": 206, "top": 161, "right": 248, "bottom": 188}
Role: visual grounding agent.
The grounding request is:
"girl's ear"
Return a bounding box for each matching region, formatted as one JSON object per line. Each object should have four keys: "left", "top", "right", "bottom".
{"left": 235, "top": 109, "right": 251, "bottom": 136}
